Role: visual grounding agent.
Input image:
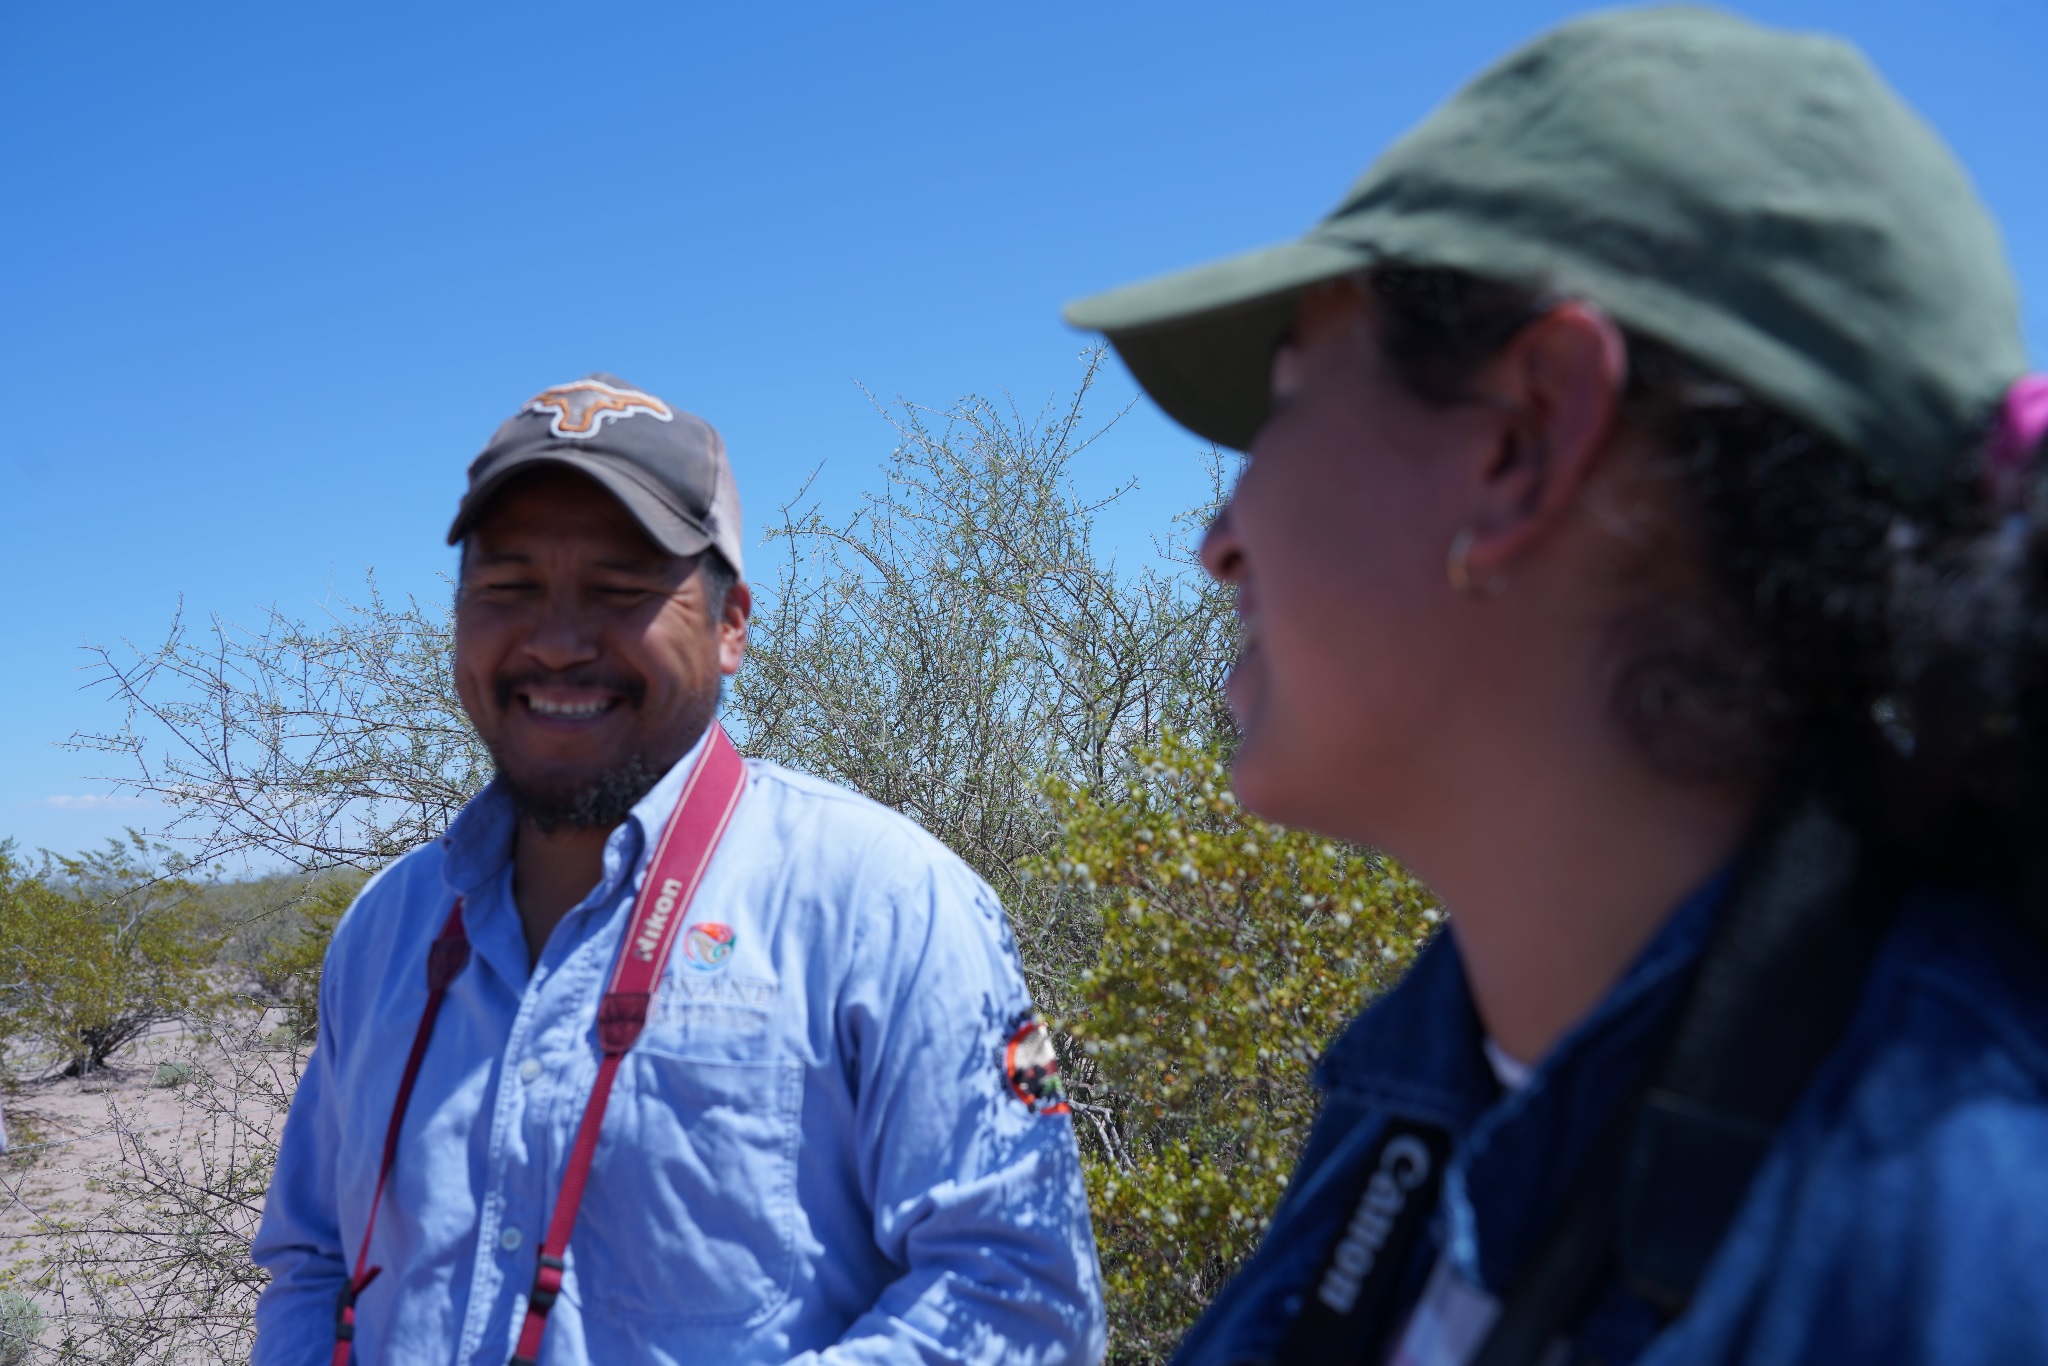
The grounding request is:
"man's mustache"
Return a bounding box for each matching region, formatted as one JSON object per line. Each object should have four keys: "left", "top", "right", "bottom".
{"left": 493, "top": 670, "right": 647, "bottom": 711}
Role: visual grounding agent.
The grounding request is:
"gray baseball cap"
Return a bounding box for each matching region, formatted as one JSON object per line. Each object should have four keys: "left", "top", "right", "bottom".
{"left": 447, "top": 374, "right": 745, "bottom": 577}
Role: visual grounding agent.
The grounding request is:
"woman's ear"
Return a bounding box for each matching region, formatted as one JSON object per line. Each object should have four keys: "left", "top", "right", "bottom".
{"left": 1458, "top": 303, "right": 1629, "bottom": 585}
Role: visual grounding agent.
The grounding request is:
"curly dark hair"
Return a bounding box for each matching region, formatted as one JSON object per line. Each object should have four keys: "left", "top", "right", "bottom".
{"left": 1365, "top": 265, "right": 2047, "bottom": 906}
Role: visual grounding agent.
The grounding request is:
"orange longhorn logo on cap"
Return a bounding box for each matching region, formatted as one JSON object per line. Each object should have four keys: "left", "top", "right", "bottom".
{"left": 525, "top": 379, "right": 674, "bottom": 440}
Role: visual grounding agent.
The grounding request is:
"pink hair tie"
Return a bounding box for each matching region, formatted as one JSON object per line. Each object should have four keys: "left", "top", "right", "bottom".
{"left": 1985, "top": 375, "right": 2048, "bottom": 509}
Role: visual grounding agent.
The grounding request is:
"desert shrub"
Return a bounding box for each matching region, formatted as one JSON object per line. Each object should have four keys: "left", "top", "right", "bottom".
{"left": 203, "top": 872, "right": 321, "bottom": 986}
{"left": 1033, "top": 734, "right": 1439, "bottom": 1360}
{"left": 0, "top": 1290, "right": 42, "bottom": 1366}
{"left": 252, "top": 875, "right": 360, "bottom": 1042}
{"left": 0, "top": 837, "right": 226, "bottom": 1078}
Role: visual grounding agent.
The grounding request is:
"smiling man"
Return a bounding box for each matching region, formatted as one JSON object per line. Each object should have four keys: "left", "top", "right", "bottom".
{"left": 251, "top": 376, "right": 1105, "bottom": 1366}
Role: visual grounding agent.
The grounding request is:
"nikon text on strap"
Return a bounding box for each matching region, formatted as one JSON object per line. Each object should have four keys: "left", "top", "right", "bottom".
{"left": 330, "top": 724, "right": 748, "bottom": 1366}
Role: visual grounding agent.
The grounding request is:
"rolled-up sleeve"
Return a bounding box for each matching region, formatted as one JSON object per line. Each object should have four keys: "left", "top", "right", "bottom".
{"left": 811, "top": 855, "right": 1106, "bottom": 1365}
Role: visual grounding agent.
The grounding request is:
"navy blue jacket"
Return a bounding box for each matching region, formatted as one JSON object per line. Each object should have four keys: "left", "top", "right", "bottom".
{"left": 1173, "top": 879, "right": 2048, "bottom": 1365}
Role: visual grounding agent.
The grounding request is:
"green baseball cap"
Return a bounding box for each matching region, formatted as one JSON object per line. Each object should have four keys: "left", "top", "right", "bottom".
{"left": 1063, "top": 6, "right": 2027, "bottom": 508}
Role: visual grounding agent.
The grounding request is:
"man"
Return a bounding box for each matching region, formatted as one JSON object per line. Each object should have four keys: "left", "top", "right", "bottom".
{"left": 252, "top": 375, "right": 1106, "bottom": 1365}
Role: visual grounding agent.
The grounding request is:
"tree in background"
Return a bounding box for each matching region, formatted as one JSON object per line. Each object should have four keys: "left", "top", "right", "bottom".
{"left": 0, "top": 835, "right": 226, "bottom": 1077}
{"left": 71, "top": 579, "right": 488, "bottom": 871}
{"left": 732, "top": 351, "right": 1239, "bottom": 1019}
{"left": 251, "top": 874, "right": 363, "bottom": 1043}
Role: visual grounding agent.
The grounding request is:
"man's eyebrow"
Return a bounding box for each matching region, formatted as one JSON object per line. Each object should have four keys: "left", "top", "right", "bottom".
{"left": 463, "top": 547, "right": 681, "bottom": 575}
{"left": 591, "top": 555, "right": 675, "bottom": 575}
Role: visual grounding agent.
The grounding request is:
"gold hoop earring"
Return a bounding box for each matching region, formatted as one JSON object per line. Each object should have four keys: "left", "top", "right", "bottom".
{"left": 1446, "top": 528, "right": 1501, "bottom": 598}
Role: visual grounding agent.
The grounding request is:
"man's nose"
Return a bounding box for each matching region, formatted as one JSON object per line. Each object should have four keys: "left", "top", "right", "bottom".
{"left": 1200, "top": 501, "right": 1245, "bottom": 584}
{"left": 524, "top": 591, "right": 603, "bottom": 670}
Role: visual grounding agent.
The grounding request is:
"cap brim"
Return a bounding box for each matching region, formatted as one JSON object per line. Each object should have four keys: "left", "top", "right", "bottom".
{"left": 446, "top": 450, "right": 717, "bottom": 559}
{"left": 1062, "top": 236, "right": 1372, "bottom": 450}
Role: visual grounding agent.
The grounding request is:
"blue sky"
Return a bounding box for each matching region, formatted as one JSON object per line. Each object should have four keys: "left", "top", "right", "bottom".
{"left": 4, "top": 0, "right": 2042, "bottom": 858}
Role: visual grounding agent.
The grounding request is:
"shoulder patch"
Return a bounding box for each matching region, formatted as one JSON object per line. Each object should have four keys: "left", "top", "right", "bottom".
{"left": 1004, "top": 1014, "right": 1070, "bottom": 1115}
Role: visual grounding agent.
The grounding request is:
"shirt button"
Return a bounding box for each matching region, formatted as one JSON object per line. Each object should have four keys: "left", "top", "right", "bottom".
{"left": 500, "top": 1226, "right": 523, "bottom": 1252}
{"left": 518, "top": 1058, "right": 542, "bottom": 1083}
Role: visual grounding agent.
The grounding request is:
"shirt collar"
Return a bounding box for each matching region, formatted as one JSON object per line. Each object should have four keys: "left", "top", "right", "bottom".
{"left": 437, "top": 723, "right": 717, "bottom": 912}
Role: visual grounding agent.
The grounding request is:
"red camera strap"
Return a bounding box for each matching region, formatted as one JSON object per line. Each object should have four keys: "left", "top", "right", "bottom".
{"left": 330, "top": 724, "right": 748, "bottom": 1366}
{"left": 332, "top": 901, "right": 470, "bottom": 1365}
{"left": 509, "top": 724, "right": 746, "bottom": 1364}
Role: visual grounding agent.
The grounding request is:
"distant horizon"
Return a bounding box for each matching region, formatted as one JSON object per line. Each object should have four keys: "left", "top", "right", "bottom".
{"left": 6, "top": 0, "right": 2042, "bottom": 857}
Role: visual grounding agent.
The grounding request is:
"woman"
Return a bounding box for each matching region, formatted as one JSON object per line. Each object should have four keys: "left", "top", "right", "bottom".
{"left": 1066, "top": 9, "right": 2048, "bottom": 1366}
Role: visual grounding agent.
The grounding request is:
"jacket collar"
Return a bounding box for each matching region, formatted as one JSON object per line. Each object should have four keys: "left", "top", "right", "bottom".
{"left": 1313, "top": 869, "right": 1731, "bottom": 1291}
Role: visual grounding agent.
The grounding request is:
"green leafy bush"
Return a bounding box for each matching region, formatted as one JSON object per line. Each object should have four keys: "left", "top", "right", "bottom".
{"left": 1033, "top": 734, "right": 1440, "bottom": 1360}
{"left": 208, "top": 871, "right": 337, "bottom": 986}
{"left": 0, "top": 836, "right": 226, "bottom": 1077}
{"left": 253, "top": 875, "right": 359, "bottom": 1042}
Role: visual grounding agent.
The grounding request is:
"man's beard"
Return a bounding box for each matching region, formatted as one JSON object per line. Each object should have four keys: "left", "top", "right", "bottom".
{"left": 484, "top": 670, "right": 722, "bottom": 835}
{"left": 497, "top": 751, "right": 668, "bottom": 835}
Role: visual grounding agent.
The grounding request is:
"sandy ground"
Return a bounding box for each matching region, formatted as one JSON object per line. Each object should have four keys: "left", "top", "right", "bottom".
{"left": 1, "top": 1024, "right": 193, "bottom": 1259}
{"left": 0, "top": 1011, "right": 298, "bottom": 1283}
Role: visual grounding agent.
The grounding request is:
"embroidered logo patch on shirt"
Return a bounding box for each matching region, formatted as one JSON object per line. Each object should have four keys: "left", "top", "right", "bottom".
{"left": 525, "top": 378, "right": 674, "bottom": 439}
{"left": 681, "top": 922, "right": 736, "bottom": 972}
{"left": 1004, "top": 1015, "right": 1070, "bottom": 1115}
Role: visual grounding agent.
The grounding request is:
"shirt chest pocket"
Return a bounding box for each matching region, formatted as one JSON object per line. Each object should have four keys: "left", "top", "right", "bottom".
{"left": 572, "top": 1049, "right": 803, "bottom": 1326}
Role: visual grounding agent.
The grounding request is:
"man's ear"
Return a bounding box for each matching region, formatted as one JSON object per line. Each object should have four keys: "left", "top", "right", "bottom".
{"left": 1458, "top": 302, "right": 1628, "bottom": 584}
{"left": 718, "top": 581, "right": 752, "bottom": 677}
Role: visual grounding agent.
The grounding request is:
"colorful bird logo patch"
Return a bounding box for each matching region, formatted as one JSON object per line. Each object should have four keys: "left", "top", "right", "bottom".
{"left": 524, "top": 378, "right": 674, "bottom": 440}
{"left": 1004, "top": 1014, "right": 1070, "bottom": 1116}
{"left": 681, "top": 922, "right": 736, "bottom": 973}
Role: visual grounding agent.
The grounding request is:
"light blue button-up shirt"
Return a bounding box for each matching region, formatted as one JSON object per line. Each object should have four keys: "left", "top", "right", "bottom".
{"left": 252, "top": 729, "right": 1106, "bottom": 1365}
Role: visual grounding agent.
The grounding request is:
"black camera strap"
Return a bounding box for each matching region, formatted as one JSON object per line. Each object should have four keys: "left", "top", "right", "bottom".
{"left": 1471, "top": 795, "right": 1896, "bottom": 1366}
{"left": 1273, "top": 1119, "right": 1452, "bottom": 1366}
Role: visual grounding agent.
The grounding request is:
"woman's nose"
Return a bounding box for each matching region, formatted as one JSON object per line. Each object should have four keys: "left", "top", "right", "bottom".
{"left": 1200, "top": 500, "right": 1245, "bottom": 584}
